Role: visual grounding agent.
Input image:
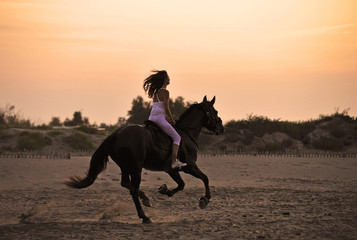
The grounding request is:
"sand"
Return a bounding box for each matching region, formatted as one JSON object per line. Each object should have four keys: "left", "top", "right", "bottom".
{"left": 0, "top": 155, "right": 356, "bottom": 239}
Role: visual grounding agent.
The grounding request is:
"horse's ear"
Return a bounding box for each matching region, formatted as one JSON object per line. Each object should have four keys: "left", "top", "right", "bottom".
{"left": 210, "top": 96, "right": 216, "bottom": 105}
{"left": 203, "top": 96, "right": 208, "bottom": 103}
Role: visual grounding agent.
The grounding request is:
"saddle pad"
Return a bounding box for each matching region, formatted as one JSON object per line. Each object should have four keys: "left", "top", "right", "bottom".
{"left": 144, "top": 120, "right": 172, "bottom": 150}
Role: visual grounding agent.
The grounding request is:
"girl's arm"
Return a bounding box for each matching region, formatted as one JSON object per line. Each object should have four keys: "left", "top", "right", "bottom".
{"left": 160, "top": 90, "right": 175, "bottom": 125}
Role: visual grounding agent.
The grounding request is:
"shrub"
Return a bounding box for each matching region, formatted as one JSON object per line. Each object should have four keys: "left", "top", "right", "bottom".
{"left": 329, "top": 126, "right": 345, "bottom": 138}
{"left": 35, "top": 124, "right": 51, "bottom": 130}
{"left": 301, "top": 136, "right": 310, "bottom": 145}
{"left": 282, "top": 139, "right": 293, "bottom": 148}
{"left": 218, "top": 144, "right": 227, "bottom": 152}
{"left": 353, "top": 131, "right": 357, "bottom": 141}
{"left": 318, "top": 108, "right": 356, "bottom": 124}
{"left": 0, "top": 104, "right": 32, "bottom": 128}
{"left": 77, "top": 126, "right": 98, "bottom": 134}
{"left": 224, "top": 133, "right": 241, "bottom": 143}
{"left": 17, "top": 131, "right": 52, "bottom": 150}
{"left": 343, "top": 140, "right": 352, "bottom": 146}
{"left": 63, "top": 131, "right": 93, "bottom": 151}
{"left": 224, "top": 116, "right": 316, "bottom": 140}
{"left": 285, "top": 121, "right": 315, "bottom": 140}
{"left": 262, "top": 143, "right": 285, "bottom": 152}
{"left": 47, "top": 130, "right": 63, "bottom": 136}
{"left": 1, "top": 145, "right": 13, "bottom": 151}
{"left": 0, "top": 130, "right": 13, "bottom": 140}
{"left": 242, "top": 131, "right": 254, "bottom": 145}
{"left": 312, "top": 136, "right": 343, "bottom": 151}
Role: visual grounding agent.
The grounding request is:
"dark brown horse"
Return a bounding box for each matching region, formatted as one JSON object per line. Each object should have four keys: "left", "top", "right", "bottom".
{"left": 64, "top": 96, "right": 224, "bottom": 223}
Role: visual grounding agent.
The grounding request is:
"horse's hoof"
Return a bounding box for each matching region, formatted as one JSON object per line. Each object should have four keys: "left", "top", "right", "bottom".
{"left": 142, "top": 217, "right": 152, "bottom": 224}
{"left": 142, "top": 198, "right": 152, "bottom": 207}
{"left": 199, "top": 197, "right": 209, "bottom": 209}
{"left": 158, "top": 184, "right": 168, "bottom": 195}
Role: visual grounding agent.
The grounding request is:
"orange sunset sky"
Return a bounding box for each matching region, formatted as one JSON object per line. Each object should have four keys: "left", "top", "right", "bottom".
{"left": 1, "top": 0, "right": 357, "bottom": 125}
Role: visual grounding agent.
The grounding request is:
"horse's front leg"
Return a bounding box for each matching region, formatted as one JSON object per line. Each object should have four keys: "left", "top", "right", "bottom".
{"left": 158, "top": 170, "right": 185, "bottom": 197}
{"left": 185, "top": 164, "right": 211, "bottom": 209}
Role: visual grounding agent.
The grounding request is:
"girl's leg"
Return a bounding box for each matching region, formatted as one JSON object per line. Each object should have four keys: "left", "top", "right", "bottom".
{"left": 171, "top": 143, "right": 186, "bottom": 169}
{"left": 150, "top": 117, "right": 186, "bottom": 169}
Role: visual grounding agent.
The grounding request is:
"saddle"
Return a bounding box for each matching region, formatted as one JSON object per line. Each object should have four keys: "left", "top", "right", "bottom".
{"left": 144, "top": 120, "right": 172, "bottom": 150}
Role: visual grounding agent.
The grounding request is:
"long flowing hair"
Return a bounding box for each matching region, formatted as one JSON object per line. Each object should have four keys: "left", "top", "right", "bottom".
{"left": 143, "top": 70, "right": 168, "bottom": 98}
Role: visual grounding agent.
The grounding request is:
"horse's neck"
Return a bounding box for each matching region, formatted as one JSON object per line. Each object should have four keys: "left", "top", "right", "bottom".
{"left": 178, "top": 109, "right": 205, "bottom": 140}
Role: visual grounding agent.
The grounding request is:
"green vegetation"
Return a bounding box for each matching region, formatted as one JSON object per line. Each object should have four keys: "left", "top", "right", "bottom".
{"left": 312, "top": 137, "right": 344, "bottom": 151}
{"left": 47, "top": 130, "right": 63, "bottom": 137}
{"left": 63, "top": 131, "right": 94, "bottom": 151}
{"left": 76, "top": 126, "right": 99, "bottom": 134}
{"left": 211, "top": 109, "right": 356, "bottom": 152}
{"left": 1, "top": 101, "right": 356, "bottom": 153}
{"left": 225, "top": 114, "right": 316, "bottom": 140}
{"left": 0, "top": 105, "right": 32, "bottom": 129}
{"left": 17, "top": 131, "right": 52, "bottom": 150}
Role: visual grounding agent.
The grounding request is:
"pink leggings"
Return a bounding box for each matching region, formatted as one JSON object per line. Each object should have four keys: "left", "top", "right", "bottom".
{"left": 148, "top": 115, "right": 181, "bottom": 145}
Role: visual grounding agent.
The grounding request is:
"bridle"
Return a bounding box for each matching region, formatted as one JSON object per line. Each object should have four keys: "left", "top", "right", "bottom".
{"left": 200, "top": 102, "right": 222, "bottom": 135}
{"left": 175, "top": 102, "right": 223, "bottom": 145}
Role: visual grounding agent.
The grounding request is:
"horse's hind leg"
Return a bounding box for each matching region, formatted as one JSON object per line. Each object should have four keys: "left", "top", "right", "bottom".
{"left": 121, "top": 169, "right": 151, "bottom": 207}
{"left": 185, "top": 164, "right": 211, "bottom": 209}
{"left": 158, "top": 170, "right": 185, "bottom": 197}
{"left": 130, "top": 172, "right": 151, "bottom": 224}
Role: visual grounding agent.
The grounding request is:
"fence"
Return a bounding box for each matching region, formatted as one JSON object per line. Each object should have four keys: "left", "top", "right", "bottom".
{"left": 0, "top": 151, "right": 85, "bottom": 159}
{"left": 199, "top": 151, "right": 357, "bottom": 158}
{"left": 1, "top": 150, "right": 356, "bottom": 159}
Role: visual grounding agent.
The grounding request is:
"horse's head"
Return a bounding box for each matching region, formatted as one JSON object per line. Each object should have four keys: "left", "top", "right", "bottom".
{"left": 200, "top": 96, "right": 224, "bottom": 135}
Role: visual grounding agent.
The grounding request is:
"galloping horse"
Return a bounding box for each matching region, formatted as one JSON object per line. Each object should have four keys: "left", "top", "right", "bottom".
{"left": 64, "top": 96, "right": 224, "bottom": 223}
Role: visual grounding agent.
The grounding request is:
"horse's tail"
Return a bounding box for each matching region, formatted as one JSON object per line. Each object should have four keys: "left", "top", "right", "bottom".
{"left": 64, "top": 136, "right": 111, "bottom": 189}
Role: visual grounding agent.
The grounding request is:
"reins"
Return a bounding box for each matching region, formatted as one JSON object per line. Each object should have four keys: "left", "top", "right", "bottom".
{"left": 175, "top": 102, "right": 219, "bottom": 148}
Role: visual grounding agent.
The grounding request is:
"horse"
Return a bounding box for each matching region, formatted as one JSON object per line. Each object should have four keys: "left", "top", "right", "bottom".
{"left": 64, "top": 96, "right": 224, "bottom": 223}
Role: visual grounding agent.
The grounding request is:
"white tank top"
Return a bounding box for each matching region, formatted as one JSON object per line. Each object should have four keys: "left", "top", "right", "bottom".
{"left": 149, "top": 89, "right": 165, "bottom": 117}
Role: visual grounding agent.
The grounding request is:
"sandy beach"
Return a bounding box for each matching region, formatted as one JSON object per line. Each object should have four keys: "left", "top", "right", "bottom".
{"left": 0, "top": 155, "right": 356, "bottom": 239}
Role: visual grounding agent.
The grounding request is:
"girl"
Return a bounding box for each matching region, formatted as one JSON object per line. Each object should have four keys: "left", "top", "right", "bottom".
{"left": 143, "top": 70, "right": 187, "bottom": 169}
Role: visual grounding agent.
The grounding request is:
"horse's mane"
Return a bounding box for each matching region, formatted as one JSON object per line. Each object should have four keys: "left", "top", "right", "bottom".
{"left": 177, "top": 103, "right": 200, "bottom": 123}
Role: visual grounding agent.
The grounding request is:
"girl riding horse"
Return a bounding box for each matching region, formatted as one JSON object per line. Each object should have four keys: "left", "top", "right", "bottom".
{"left": 143, "top": 70, "right": 187, "bottom": 169}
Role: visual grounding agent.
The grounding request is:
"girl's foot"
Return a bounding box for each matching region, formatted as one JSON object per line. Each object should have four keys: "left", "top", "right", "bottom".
{"left": 171, "top": 159, "right": 187, "bottom": 169}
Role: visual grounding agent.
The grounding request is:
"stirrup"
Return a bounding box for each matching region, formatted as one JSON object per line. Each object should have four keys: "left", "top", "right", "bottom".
{"left": 171, "top": 159, "right": 187, "bottom": 169}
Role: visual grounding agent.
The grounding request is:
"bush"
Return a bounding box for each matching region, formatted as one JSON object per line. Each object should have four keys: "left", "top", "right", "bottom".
{"left": 17, "top": 131, "right": 52, "bottom": 150}
{"left": 47, "top": 130, "right": 63, "bottom": 136}
{"left": 242, "top": 131, "right": 254, "bottom": 145}
{"left": 224, "top": 115, "right": 316, "bottom": 140}
{"left": 353, "top": 131, "right": 357, "bottom": 141}
{"left": 301, "top": 136, "right": 310, "bottom": 145}
{"left": 329, "top": 126, "right": 345, "bottom": 138}
{"left": 284, "top": 121, "right": 315, "bottom": 140}
{"left": 77, "top": 126, "right": 98, "bottom": 134}
{"left": 0, "top": 130, "right": 13, "bottom": 140}
{"left": 318, "top": 108, "right": 356, "bottom": 124}
{"left": 218, "top": 144, "right": 227, "bottom": 152}
{"left": 1, "top": 145, "right": 13, "bottom": 151}
{"left": 35, "top": 124, "right": 52, "bottom": 130}
{"left": 224, "top": 133, "right": 241, "bottom": 143}
{"left": 0, "top": 104, "right": 32, "bottom": 128}
{"left": 262, "top": 143, "right": 285, "bottom": 152}
{"left": 343, "top": 140, "right": 352, "bottom": 146}
{"left": 312, "top": 137, "right": 343, "bottom": 151}
{"left": 282, "top": 139, "right": 293, "bottom": 148}
{"left": 63, "top": 131, "right": 93, "bottom": 151}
